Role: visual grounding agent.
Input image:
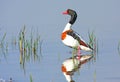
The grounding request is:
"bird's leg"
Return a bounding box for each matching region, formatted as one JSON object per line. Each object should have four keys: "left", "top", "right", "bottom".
{"left": 77, "top": 46, "right": 81, "bottom": 60}
{"left": 77, "top": 46, "right": 81, "bottom": 55}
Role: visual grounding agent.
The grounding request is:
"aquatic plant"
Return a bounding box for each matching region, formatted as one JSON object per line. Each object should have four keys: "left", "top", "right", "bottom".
{"left": 18, "top": 26, "right": 42, "bottom": 73}
{"left": 11, "top": 35, "right": 17, "bottom": 49}
{"left": 88, "top": 30, "right": 98, "bottom": 61}
{"left": 30, "top": 74, "right": 34, "bottom": 82}
{"left": 93, "top": 70, "right": 97, "bottom": 82}
{"left": 0, "top": 32, "right": 8, "bottom": 60}
{"left": 118, "top": 41, "right": 120, "bottom": 55}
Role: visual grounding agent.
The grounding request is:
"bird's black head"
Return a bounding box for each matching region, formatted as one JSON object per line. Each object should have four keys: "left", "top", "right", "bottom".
{"left": 63, "top": 9, "right": 77, "bottom": 24}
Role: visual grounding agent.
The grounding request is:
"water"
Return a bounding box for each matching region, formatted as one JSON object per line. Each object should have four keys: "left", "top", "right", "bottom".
{"left": 0, "top": 32, "right": 120, "bottom": 82}
{"left": 0, "top": 20, "right": 120, "bottom": 82}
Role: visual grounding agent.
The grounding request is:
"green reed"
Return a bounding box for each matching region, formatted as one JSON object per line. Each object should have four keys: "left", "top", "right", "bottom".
{"left": 19, "top": 26, "right": 42, "bottom": 73}
{"left": 88, "top": 30, "right": 98, "bottom": 82}
{"left": 88, "top": 30, "right": 98, "bottom": 61}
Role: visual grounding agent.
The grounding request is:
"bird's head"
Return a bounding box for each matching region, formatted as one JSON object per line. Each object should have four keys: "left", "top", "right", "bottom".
{"left": 62, "top": 9, "right": 77, "bottom": 24}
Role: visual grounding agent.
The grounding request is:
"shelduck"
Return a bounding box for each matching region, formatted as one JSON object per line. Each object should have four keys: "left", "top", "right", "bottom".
{"left": 61, "top": 9, "right": 93, "bottom": 53}
{"left": 61, "top": 54, "right": 93, "bottom": 82}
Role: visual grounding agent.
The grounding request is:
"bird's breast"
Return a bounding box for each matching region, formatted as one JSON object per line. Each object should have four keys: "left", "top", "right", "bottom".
{"left": 61, "top": 32, "right": 67, "bottom": 40}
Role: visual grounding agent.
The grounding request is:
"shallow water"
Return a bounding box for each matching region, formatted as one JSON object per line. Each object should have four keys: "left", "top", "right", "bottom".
{"left": 0, "top": 32, "right": 120, "bottom": 82}
{"left": 0, "top": 15, "right": 120, "bottom": 82}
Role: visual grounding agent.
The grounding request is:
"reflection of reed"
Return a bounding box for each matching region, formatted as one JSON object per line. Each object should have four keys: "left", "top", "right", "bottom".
{"left": 30, "top": 74, "right": 33, "bottom": 82}
{"left": 61, "top": 54, "right": 93, "bottom": 82}
{"left": 0, "top": 33, "right": 8, "bottom": 60}
{"left": 93, "top": 70, "right": 97, "bottom": 82}
{"left": 19, "top": 26, "right": 42, "bottom": 73}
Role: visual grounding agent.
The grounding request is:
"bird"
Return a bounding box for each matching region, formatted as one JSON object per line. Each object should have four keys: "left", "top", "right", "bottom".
{"left": 61, "top": 9, "right": 93, "bottom": 55}
{"left": 61, "top": 54, "right": 93, "bottom": 82}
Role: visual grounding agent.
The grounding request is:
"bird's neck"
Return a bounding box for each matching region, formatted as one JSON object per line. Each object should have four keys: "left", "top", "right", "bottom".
{"left": 69, "top": 13, "right": 77, "bottom": 25}
{"left": 63, "top": 23, "right": 72, "bottom": 32}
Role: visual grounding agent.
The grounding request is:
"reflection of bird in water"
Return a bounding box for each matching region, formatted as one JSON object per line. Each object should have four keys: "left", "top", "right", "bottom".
{"left": 61, "top": 54, "right": 93, "bottom": 82}
{"left": 61, "top": 9, "right": 93, "bottom": 56}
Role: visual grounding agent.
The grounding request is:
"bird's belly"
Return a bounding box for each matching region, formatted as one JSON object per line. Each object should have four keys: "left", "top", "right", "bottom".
{"left": 62, "top": 35, "right": 79, "bottom": 48}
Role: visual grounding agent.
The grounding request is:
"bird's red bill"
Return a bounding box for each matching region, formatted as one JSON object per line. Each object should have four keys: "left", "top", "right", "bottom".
{"left": 62, "top": 10, "right": 68, "bottom": 14}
